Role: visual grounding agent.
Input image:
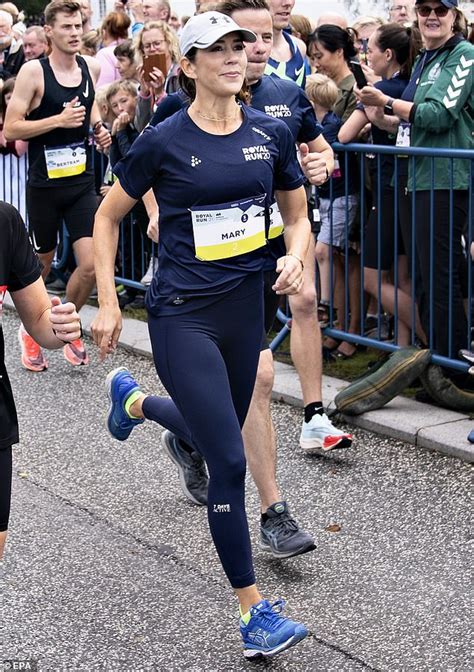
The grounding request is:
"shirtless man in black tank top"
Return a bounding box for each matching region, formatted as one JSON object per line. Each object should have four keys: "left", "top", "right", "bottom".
{"left": 4, "top": 0, "right": 111, "bottom": 371}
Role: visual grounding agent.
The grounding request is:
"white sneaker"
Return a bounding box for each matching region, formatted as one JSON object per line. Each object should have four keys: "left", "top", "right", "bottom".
{"left": 299, "top": 412, "right": 352, "bottom": 454}
{"left": 140, "top": 256, "right": 158, "bottom": 286}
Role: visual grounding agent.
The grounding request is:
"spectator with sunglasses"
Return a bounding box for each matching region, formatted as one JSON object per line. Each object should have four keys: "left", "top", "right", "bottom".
{"left": 357, "top": 0, "right": 473, "bottom": 375}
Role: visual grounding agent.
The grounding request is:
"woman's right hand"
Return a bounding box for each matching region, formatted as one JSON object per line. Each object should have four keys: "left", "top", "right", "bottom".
{"left": 361, "top": 63, "right": 380, "bottom": 85}
{"left": 91, "top": 304, "right": 123, "bottom": 361}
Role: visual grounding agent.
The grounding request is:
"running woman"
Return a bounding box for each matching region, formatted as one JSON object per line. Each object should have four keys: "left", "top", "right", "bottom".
{"left": 4, "top": 0, "right": 111, "bottom": 372}
{"left": 0, "top": 202, "right": 82, "bottom": 559}
{"left": 91, "top": 11, "right": 311, "bottom": 660}
{"left": 150, "top": 0, "right": 351, "bottom": 561}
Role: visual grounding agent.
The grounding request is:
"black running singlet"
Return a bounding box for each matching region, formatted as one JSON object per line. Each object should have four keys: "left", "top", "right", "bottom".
{"left": 26, "top": 56, "right": 95, "bottom": 187}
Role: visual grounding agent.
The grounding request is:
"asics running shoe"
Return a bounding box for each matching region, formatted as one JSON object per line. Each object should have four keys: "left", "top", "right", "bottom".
{"left": 161, "top": 430, "right": 208, "bottom": 505}
{"left": 260, "top": 502, "right": 315, "bottom": 558}
{"left": 240, "top": 599, "right": 308, "bottom": 659}
{"left": 105, "top": 367, "right": 144, "bottom": 441}
{"left": 18, "top": 325, "right": 48, "bottom": 372}
{"left": 300, "top": 412, "right": 352, "bottom": 454}
{"left": 63, "top": 338, "right": 89, "bottom": 366}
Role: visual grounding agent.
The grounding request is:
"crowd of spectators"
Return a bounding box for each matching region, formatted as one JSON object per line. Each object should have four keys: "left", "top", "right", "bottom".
{"left": 0, "top": 0, "right": 473, "bottom": 383}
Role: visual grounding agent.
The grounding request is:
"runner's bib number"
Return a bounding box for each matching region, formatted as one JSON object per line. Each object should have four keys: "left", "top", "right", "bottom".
{"left": 44, "top": 142, "right": 87, "bottom": 179}
{"left": 190, "top": 194, "right": 267, "bottom": 261}
{"left": 268, "top": 201, "right": 283, "bottom": 240}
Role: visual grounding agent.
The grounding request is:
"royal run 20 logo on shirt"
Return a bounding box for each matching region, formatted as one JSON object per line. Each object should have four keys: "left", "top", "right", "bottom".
{"left": 241, "top": 145, "right": 271, "bottom": 161}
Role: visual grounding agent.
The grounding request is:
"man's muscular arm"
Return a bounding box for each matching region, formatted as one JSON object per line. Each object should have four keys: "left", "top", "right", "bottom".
{"left": 4, "top": 60, "right": 86, "bottom": 141}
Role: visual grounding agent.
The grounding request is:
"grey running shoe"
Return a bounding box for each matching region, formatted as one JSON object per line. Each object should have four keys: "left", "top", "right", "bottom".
{"left": 260, "top": 501, "right": 316, "bottom": 559}
{"left": 161, "top": 430, "right": 208, "bottom": 506}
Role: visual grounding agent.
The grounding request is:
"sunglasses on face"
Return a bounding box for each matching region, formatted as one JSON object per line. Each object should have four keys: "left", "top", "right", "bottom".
{"left": 416, "top": 5, "right": 450, "bottom": 17}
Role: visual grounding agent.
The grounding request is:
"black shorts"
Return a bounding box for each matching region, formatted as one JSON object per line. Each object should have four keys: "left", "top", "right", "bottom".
{"left": 364, "top": 187, "right": 406, "bottom": 271}
{"left": 26, "top": 181, "right": 97, "bottom": 254}
{"left": 260, "top": 270, "right": 281, "bottom": 351}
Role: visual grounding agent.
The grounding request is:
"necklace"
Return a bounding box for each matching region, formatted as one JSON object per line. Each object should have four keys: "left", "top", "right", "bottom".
{"left": 192, "top": 105, "right": 240, "bottom": 122}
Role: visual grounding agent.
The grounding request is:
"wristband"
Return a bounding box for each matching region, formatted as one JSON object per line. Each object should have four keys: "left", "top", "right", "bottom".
{"left": 384, "top": 97, "right": 395, "bottom": 115}
{"left": 286, "top": 252, "right": 304, "bottom": 271}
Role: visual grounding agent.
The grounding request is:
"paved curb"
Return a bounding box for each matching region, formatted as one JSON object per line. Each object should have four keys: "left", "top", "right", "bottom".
{"left": 7, "top": 296, "right": 474, "bottom": 463}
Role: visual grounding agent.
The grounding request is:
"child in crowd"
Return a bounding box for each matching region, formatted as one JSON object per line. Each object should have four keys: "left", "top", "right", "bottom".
{"left": 107, "top": 79, "right": 140, "bottom": 167}
{"left": 105, "top": 80, "right": 158, "bottom": 299}
{"left": 305, "top": 73, "right": 359, "bottom": 357}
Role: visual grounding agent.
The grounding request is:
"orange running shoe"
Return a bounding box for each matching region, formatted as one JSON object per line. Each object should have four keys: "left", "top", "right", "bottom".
{"left": 63, "top": 338, "right": 89, "bottom": 366}
{"left": 18, "top": 325, "right": 48, "bottom": 372}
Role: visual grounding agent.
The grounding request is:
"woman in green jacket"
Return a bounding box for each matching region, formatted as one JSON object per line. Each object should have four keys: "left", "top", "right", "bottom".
{"left": 358, "top": 0, "right": 473, "bottom": 367}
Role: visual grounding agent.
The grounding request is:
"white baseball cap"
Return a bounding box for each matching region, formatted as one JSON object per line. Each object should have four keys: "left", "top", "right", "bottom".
{"left": 180, "top": 11, "right": 257, "bottom": 57}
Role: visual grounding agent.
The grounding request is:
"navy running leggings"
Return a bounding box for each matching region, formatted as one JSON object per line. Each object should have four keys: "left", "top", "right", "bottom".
{"left": 143, "top": 274, "right": 264, "bottom": 589}
{"left": 0, "top": 446, "right": 12, "bottom": 532}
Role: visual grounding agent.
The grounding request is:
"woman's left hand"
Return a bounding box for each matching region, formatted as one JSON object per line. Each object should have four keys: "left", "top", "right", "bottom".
{"left": 356, "top": 84, "right": 387, "bottom": 108}
{"left": 148, "top": 67, "right": 166, "bottom": 94}
{"left": 273, "top": 255, "right": 304, "bottom": 295}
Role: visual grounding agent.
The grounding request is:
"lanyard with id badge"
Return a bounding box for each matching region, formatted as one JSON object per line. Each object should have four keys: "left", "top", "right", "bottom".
{"left": 190, "top": 194, "right": 267, "bottom": 262}
{"left": 44, "top": 141, "right": 87, "bottom": 179}
{"left": 396, "top": 121, "right": 410, "bottom": 150}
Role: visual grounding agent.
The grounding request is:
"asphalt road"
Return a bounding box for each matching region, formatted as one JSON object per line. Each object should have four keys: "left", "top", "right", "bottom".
{"left": 0, "top": 309, "right": 471, "bottom": 672}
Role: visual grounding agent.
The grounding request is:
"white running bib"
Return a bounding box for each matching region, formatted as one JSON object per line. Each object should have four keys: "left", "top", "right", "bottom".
{"left": 44, "top": 142, "right": 87, "bottom": 179}
{"left": 268, "top": 201, "right": 283, "bottom": 240}
{"left": 190, "top": 194, "right": 267, "bottom": 261}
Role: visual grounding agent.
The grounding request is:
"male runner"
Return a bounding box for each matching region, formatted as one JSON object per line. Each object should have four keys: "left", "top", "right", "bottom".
{"left": 264, "top": 0, "right": 306, "bottom": 88}
{"left": 150, "top": 0, "right": 352, "bottom": 559}
{"left": 5, "top": 0, "right": 110, "bottom": 372}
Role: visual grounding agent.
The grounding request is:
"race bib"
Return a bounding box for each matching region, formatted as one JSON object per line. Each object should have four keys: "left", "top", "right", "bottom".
{"left": 190, "top": 194, "right": 267, "bottom": 261}
{"left": 44, "top": 142, "right": 87, "bottom": 179}
{"left": 396, "top": 122, "right": 411, "bottom": 149}
{"left": 268, "top": 201, "right": 283, "bottom": 240}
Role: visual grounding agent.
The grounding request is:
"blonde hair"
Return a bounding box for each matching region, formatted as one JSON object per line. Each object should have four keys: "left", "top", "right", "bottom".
{"left": 352, "top": 15, "right": 385, "bottom": 35}
{"left": 106, "top": 78, "right": 138, "bottom": 103}
{"left": 94, "top": 84, "right": 115, "bottom": 125}
{"left": 305, "top": 73, "right": 339, "bottom": 111}
{"left": 81, "top": 29, "right": 100, "bottom": 55}
{"left": 134, "top": 20, "right": 180, "bottom": 66}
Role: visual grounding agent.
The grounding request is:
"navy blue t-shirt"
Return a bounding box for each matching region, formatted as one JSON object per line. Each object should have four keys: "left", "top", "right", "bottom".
{"left": 250, "top": 76, "right": 322, "bottom": 144}
{"left": 114, "top": 105, "right": 304, "bottom": 316}
{"left": 150, "top": 89, "right": 188, "bottom": 126}
{"left": 318, "top": 111, "right": 357, "bottom": 200}
{"left": 356, "top": 74, "right": 409, "bottom": 187}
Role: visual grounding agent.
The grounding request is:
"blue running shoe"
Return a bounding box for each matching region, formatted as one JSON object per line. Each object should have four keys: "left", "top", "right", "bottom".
{"left": 240, "top": 599, "right": 308, "bottom": 659}
{"left": 106, "top": 367, "right": 144, "bottom": 441}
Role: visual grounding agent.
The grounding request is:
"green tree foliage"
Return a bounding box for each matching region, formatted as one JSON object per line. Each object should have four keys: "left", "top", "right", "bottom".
{"left": 16, "top": 0, "right": 47, "bottom": 24}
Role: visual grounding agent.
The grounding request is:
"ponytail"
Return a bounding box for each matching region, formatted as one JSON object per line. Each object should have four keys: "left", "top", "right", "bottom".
{"left": 376, "top": 23, "right": 422, "bottom": 80}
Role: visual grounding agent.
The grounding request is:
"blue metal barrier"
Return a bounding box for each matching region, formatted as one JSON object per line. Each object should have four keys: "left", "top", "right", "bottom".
{"left": 271, "top": 143, "right": 473, "bottom": 373}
